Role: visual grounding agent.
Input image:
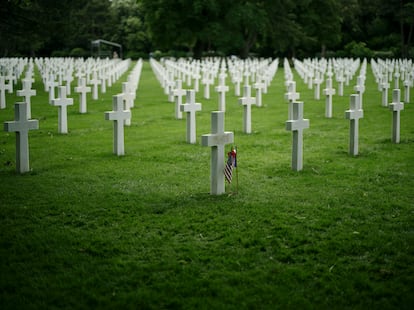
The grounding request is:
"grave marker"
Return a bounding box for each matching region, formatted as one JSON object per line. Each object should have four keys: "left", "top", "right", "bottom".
{"left": 285, "top": 81, "right": 300, "bottom": 120}
{"left": 74, "top": 77, "right": 91, "bottom": 114}
{"left": 122, "top": 82, "right": 134, "bottom": 126}
{"left": 101, "top": 74, "right": 107, "bottom": 94}
{"left": 17, "top": 79, "right": 36, "bottom": 119}
{"left": 345, "top": 94, "right": 363, "bottom": 156}
{"left": 404, "top": 79, "right": 411, "bottom": 103}
{"left": 64, "top": 70, "right": 73, "bottom": 95}
{"left": 202, "top": 75, "right": 213, "bottom": 99}
{"left": 51, "top": 86, "right": 73, "bottom": 134}
{"left": 285, "top": 101, "right": 309, "bottom": 171}
{"left": 215, "top": 75, "right": 229, "bottom": 112}
{"left": 337, "top": 74, "right": 345, "bottom": 96}
{"left": 389, "top": 89, "right": 404, "bottom": 143}
{"left": 313, "top": 73, "right": 322, "bottom": 100}
{"left": 173, "top": 80, "right": 186, "bottom": 119}
{"left": 104, "top": 94, "right": 131, "bottom": 155}
{"left": 354, "top": 76, "right": 365, "bottom": 109}
{"left": 4, "top": 102, "right": 39, "bottom": 173}
{"left": 253, "top": 80, "right": 265, "bottom": 107}
{"left": 4, "top": 71, "right": 15, "bottom": 93}
{"left": 233, "top": 71, "right": 242, "bottom": 96}
{"left": 180, "top": 90, "right": 202, "bottom": 144}
{"left": 90, "top": 71, "right": 101, "bottom": 100}
{"left": 0, "top": 76, "right": 12, "bottom": 109}
{"left": 201, "top": 111, "right": 234, "bottom": 195}
{"left": 394, "top": 72, "right": 400, "bottom": 89}
{"left": 381, "top": 76, "right": 390, "bottom": 107}
{"left": 47, "top": 75, "right": 58, "bottom": 104}
{"left": 323, "top": 78, "right": 336, "bottom": 118}
{"left": 238, "top": 85, "right": 256, "bottom": 134}
{"left": 193, "top": 71, "right": 201, "bottom": 92}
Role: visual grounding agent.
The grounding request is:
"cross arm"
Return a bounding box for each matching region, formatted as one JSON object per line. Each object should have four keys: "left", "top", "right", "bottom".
{"left": 201, "top": 132, "right": 234, "bottom": 147}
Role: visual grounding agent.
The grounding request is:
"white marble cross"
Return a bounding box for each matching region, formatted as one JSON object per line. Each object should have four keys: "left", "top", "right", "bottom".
{"left": 403, "top": 79, "right": 411, "bottom": 103}
{"left": 394, "top": 72, "right": 400, "bottom": 89}
{"left": 201, "top": 111, "right": 234, "bottom": 195}
{"left": 74, "top": 78, "right": 91, "bottom": 114}
{"left": 166, "top": 71, "right": 175, "bottom": 102}
{"left": 4, "top": 102, "right": 39, "bottom": 173}
{"left": 51, "top": 86, "right": 74, "bottom": 134}
{"left": 100, "top": 74, "right": 107, "bottom": 94}
{"left": 337, "top": 74, "right": 345, "bottom": 96}
{"left": 323, "top": 78, "right": 336, "bottom": 118}
{"left": 17, "top": 79, "right": 36, "bottom": 119}
{"left": 47, "top": 75, "right": 58, "bottom": 104}
{"left": 64, "top": 70, "right": 73, "bottom": 95}
{"left": 4, "top": 71, "right": 15, "bottom": 93}
{"left": 285, "top": 101, "right": 309, "bottom": 171}
{"left": 354, "top": 76, "right": 365, "bottom": 109}
{"left": 180, "top": 90, "right": 202, "bottom": 144}
{"left": 104, "top": 94, "right": 131, "bottom": 156}
{"left": 90, "top": 71, "right": 101, "bottom": 100}
{"left": 202, "top": 75, "right": 213, "bottom": 99}
{"left": 381, "top": 75, "right": 390, "bottom": 107}
{"left": 253, "top": 80, "right": 265, "bottom": 107}
{"left": 215, "top": 75, "right": 229, "bottom": 112}
{"left": 173, "top": 80, "right": 186, "bottom": 119}
{"left": 307, "top": 71, "right": 314, "bottom": 89}
{"left": 122, "top": 82, "right": 134, "bottom": 126}
{"left": 0, "top": 77, "right": 9, "bottom": 107}
{"left": 285, "top": 81, "right": 300, "bottom": 120}
{"left": 193, "top": 71, "right": 201, "bottom": 92}
{"left": 0, "top": 76, "right": 12, "bottom": 109}
{"left": 238, "top": 85, "right": 256, "bottom": 134}
{"left": 389, "top": 89, "right": 404, "bottom": 143}
{"left": 345, "top": 94, "right": 363, "bottom": 156}
{"left": 233, "top": 71, "right": 242, "bottom": 96}
{"left": 313, "top": 73, "right": 322, "bottom": 100}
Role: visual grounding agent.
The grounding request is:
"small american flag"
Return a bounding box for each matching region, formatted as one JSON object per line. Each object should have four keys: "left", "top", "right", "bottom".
{"left": 224, "top": 147, "right": 237, "bottom": 183}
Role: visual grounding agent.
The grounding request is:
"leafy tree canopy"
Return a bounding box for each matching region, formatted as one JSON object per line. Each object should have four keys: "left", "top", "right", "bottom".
{"left": 0, "top": 0, "right": 412, "bottom": 58}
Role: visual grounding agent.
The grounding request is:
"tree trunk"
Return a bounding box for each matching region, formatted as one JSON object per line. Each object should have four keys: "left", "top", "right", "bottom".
{"left": 193, "top": 39, "right": 204, "bottom": 59}
{"left": 240, "top": 31, "right": 257, "bottom": 59}
{"left": 321, "top": 44, "right": 326, "bottom": 58}
{"left": 240, "top": 44, "right": 249, "bottom": 59}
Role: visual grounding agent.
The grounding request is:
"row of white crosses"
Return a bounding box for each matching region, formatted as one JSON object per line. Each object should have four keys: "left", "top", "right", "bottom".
{"left": 149, "top": 57, "right": 279, "bottom": 194}
{"left": 152, "top": 64, "right": 203, "bottom": 144}
{"left": 37, "top": 58, "right": 132, "bottom": 132}
{"left": 3, "top": 57, "right": 141, "bottom": 172}
{"left": 287, "top": 57, "right": 408, "bottom": 168}
{"left": 0, "top": 58, "right": 31, "bottom": 109}
{"left": 371, "top": 58, "right": 414, "bottom": 105}
{"left": 104, "top": 59, "right": 143, "bottom": 155}
{"left": 370, "top": 59, "right": 410, "bottom": 143}
{"left": 284, "top": 59, "right": 299, "bottom": 120}
{"left": 199, "top": 58, "right": 278, "bottom": 194}
{"left": 152, "top": 57, "right": 278, "bottom": 124}
{"left": 227, "top": 58, "right": 278, "bottom": 99}
{"left": 36, "top": 57, "right": 131, "bottom": 103}
{"left": 151, "top": 57, "right": 277, "bottom": 105}
{"left": 294, "top": 58, "right": 362, "bottom": 118}
{"left": 283, "top": 60, "right": 309, "bottom": 170}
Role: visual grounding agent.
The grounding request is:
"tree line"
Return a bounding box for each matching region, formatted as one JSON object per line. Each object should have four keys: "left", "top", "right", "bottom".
{"left": 1, "top": 0, "right": 413, "bottom": 59}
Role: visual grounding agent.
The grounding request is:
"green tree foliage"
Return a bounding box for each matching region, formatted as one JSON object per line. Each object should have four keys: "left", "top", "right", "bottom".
{"left": 0, "top": 0, "right": 412, "bottom": 58}
{"left": 141, "top": 0, "right": 223, "bottom": 58}
{"left": 110, "top": 0, "right": 151, "bottom": 56}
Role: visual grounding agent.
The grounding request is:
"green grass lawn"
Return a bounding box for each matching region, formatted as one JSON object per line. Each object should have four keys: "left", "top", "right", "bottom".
{"left": 1, "top": 59, "right": 413, "bottom": 309}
